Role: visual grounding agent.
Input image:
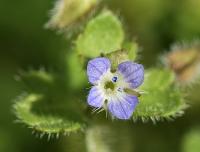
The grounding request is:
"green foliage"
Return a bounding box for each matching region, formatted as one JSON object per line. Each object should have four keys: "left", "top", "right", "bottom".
{"left": 182, "top": 127, "right": 200, "bottom": 152}
{"left": 2, "top": 0, "right": 200, "bottom": 151}
{"left": 12, "top": 0, "right": 189, "bottom": 140}
{"left": 14, "top": 93, "right": 85, "bottom": 138}
{"left": 76, "top": 10, "right": 124, "bottom": 57}
{"left": 133, "top": 69, "right": 187, "bottom": 122}
{"left": 14, "top": 70, "right": 86, "bottom": 137}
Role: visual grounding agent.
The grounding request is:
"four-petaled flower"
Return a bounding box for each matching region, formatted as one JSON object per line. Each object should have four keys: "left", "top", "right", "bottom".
{"left": 87, "top": 57, "right": 144, "bottom": 120}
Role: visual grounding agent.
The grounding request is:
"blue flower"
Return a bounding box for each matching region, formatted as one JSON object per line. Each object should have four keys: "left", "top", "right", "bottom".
{"left": 87, "top": 57, "right": 144, "bottom": 120}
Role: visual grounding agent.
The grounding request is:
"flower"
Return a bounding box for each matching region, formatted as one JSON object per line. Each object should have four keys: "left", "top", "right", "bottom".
{"left": 87, "top": 57, "right": 144, "bottom": 120}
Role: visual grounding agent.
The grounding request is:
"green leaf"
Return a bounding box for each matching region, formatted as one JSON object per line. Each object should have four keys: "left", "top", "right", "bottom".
{"left": 76, "top": 10, "right": 124, "bottom": 57}
{"left": 13, "top": 93, "right": 85, "bottom": 138}
{"left": 133, "top": 68, "right": 187, "bottom": 122}
{"left": 14, "top": 70, "right": 86, "bottom": 138}
{"left": 46, "top": 0, "right": 98, "bottom": 29}
{"left": 182, "top": 127, "right": 200, "bottom": 152}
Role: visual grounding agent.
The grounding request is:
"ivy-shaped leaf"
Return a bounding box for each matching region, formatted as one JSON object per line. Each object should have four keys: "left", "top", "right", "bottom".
{"left": 133, "top": 68, "right": 187, "bottom": 122}
{"left": 76, "top": 10, "right": 124, "bottom": 57}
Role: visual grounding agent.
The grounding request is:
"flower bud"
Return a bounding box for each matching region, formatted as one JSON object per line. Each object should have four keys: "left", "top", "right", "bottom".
{"left": 46, "top": 0, "right": 98, "bottom": 29}
{"left": 165, "top": 42, "right": 200, "bottom": 85}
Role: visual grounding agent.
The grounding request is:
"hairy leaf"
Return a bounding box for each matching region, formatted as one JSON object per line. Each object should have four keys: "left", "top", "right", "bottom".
{"left": 14, "top": 93, "right": 85, "bottom": 138}
{"left": 133, "top": 69, "right": 187, "bottom": 122}
{"left": 76, "top": 10, "right": 124, "bottom": 57}
{"left": 14, "top": 70, "right": 86, "bottom": 137}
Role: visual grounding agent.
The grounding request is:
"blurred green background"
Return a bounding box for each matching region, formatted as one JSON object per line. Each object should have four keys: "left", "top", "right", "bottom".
{"left": 1, "top": 0, "right": 200, "bottom": 152}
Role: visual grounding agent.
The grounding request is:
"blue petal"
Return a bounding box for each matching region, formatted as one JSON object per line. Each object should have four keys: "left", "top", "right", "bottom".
{"left": 87, "top": 57, "right": 111, "bottom": 84}
{"left": 87, "top": 86, "right": 104, "bottom": 108}
{"left": 108, "top": 94, "right": 138, "bottom": 119}
{"left": 118, "top": 61, "right": 144, "bottom": 88}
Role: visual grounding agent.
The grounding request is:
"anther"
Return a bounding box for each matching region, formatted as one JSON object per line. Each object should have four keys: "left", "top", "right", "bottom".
{"left": 112, "top": 76, "right": 118, "bottom": 82}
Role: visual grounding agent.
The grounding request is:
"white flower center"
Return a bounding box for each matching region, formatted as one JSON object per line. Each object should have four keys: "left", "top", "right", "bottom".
{"left": 96, "top": 69, "right": 129, "bottom": 100}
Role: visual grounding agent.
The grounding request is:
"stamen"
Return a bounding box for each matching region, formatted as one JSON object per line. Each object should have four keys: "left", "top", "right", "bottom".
{"left": 112, "top": 76, "right": 118, "bottom": 82}
{"left": 117, "top": 87, "right": 123, "bottom": 92}
{"left": 124, "top": 88, "right": 141, "bottom": 97}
